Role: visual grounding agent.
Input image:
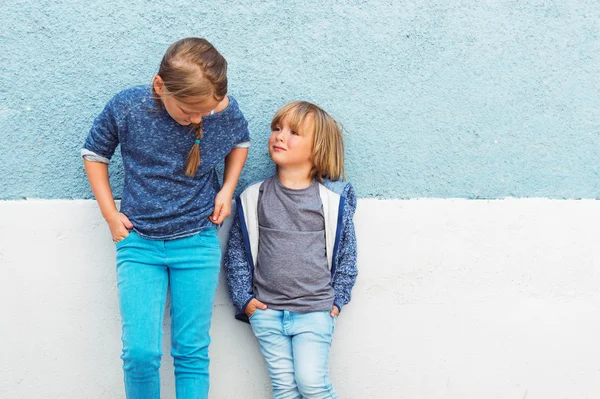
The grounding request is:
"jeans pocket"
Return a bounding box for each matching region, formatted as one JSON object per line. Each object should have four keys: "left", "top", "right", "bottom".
{"left": 115, "top": 231, "right": 136, "bottom": 249}
{"left": 194, "top": 228, "right": 221, "bottom": 249}
{"left": 248, "top": 308, "right": 263, "bottom": 321}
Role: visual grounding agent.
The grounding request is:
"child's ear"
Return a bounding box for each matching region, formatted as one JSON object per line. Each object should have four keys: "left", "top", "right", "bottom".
{"left": 153, "top": 75, "right": 165, "bottom": 95}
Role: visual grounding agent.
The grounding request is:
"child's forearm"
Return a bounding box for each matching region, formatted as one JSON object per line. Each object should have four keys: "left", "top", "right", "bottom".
{"left": 224, "top": 215, "right": 255, "bottom": 313}
{"left": 221, "top": 147, "right": 248, "bottom": 195}
{"left": 83, "top": 159, "right": 118, "bottom": 220}
{"left": 332, "top": 184, "right": 359, "bottom": 312}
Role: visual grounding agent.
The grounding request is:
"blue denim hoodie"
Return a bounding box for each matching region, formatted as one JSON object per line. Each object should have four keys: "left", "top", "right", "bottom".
{"left": 224, "top": 177, "right": 358, "bottom": 322}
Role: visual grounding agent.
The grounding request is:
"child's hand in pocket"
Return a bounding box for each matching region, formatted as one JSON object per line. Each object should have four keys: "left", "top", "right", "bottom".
{"left": 245, "top": 298, "right": 267, "bottom": 318}
{"left": 330, "top": 305, "right": 339, "bottom": 318}
{"left": 107, "top": 211, "right": 133, "bottom": 243}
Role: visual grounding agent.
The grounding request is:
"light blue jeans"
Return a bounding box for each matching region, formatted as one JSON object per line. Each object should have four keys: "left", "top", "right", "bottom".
{"left": 115, "top": 228, "right": 221, "bottom": 399}
{"left": 249, "top": 308, "right": 338, "bottom": 399}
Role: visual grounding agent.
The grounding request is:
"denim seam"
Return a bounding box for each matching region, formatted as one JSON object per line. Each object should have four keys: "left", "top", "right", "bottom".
{"left": 157, "top": 267, "right": 168, "bottom": 362}
{"left": 324, "top": 329, "right": 336, "bottom": 399}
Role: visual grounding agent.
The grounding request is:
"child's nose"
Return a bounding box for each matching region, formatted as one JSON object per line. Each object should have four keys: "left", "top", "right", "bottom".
{"left": 189, "top": 115, "right": 202, "bottom": 124}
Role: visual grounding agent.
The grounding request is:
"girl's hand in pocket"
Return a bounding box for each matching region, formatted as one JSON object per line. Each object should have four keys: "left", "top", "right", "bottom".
{"left": 106, "top": 211, "right": 134, "bottom": 242}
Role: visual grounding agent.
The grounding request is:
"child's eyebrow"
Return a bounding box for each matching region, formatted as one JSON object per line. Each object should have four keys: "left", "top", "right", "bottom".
{"left": 180, "top": 104, "right": 212, "bottom": 114}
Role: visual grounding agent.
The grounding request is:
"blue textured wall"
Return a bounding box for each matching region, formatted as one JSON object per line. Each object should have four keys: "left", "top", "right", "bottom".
{"left": 1, "top": 1, "right": 598, "bottom": 199}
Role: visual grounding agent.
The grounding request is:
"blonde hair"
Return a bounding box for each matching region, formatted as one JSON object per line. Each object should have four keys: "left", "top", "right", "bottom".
{"left": 152, "top": 37, "right": 227, "bottom": 176}
{"left": 271, "top": 101, "right": 345, "bottom": 182}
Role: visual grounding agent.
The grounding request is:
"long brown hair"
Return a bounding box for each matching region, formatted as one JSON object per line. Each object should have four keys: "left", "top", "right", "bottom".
{"left": 271, "top": 101, "right": 345, "bottom": 182}
{"left": 153, "top": 37, "right": 228, "bottom": 176}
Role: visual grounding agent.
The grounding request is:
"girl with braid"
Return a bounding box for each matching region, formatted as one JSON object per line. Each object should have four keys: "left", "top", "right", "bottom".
{"left": 82, "top": 37, "right": 250, "bottom": 399}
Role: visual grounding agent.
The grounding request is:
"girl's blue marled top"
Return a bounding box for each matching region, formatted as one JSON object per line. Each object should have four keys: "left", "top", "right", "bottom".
{"left": 82, "top": 85, "right": 251, "bottom": 240}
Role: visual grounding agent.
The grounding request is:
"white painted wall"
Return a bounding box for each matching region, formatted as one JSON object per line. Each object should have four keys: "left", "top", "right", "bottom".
{"left": 1, "top": 199, "right": 599, "bottom": 399}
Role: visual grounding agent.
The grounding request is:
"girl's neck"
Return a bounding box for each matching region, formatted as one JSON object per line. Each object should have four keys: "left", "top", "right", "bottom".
{"left": 276, "top": 168, "right": 313, "bottom": 189}
{"left": 214, "top": 96, "right": 229, "bottom": 114}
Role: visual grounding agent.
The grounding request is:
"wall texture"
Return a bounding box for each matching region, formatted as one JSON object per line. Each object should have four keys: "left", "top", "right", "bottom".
{"left": 1, "top": 0, "right": 599, "bottom": 199}
{"left": 2, "top": 200, "right": 600, "bottom": 399}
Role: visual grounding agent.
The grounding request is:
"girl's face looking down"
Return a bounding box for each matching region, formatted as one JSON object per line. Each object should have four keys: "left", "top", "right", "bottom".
{"left": 153, "top": 75, "right": 220, "bottom": 126}
{"left": 269, "top": 116, "right": 314, "bottom": 172}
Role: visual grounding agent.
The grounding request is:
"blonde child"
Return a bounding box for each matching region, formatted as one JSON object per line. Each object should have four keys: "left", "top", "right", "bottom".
{"left": 82, "top": 37, "right": 250, "bottom": 398}
{"left": 225, "top": 101, "right": 357, "bottom": 399}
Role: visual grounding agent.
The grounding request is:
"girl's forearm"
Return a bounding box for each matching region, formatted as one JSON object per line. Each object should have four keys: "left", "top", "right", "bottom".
{"left": 221, "top": 147, "right": 248, "bottom": 195}
{"left": 83, "top": 159, "right": 118, "bottom": 220}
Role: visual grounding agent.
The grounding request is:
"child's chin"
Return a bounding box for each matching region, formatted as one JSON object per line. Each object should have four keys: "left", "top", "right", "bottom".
{"left": 269, "top": 153, "right": 282, "bottom": 163}
{"left": 269, "top": 152, "right": 284, "bottom": 162}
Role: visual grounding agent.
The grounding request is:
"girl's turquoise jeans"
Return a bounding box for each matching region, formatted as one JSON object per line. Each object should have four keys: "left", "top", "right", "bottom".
{"left": 115, "top": 227, "right": 221, "bottom": 399}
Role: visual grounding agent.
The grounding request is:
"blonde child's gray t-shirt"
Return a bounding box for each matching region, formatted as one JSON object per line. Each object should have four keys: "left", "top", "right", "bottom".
{"left": 254, "top": 176, "right": 334, "bottom": 313}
